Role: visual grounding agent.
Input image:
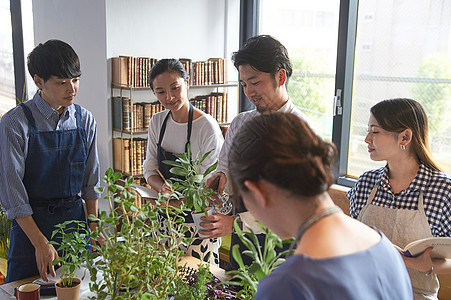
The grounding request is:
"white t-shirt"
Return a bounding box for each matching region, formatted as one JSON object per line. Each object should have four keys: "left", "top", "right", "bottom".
{"left": 143, "top": 110, "right": 224, "bottom": 181}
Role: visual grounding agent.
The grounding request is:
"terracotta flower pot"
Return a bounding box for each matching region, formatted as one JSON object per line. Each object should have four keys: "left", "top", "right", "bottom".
{"left": 55, "top": 277, "right": 81, "bottom": 300}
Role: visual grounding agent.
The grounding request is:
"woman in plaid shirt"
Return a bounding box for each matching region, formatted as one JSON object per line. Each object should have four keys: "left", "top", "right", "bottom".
{"left": 347, "top": 98, "right": 451, "bottom": 300}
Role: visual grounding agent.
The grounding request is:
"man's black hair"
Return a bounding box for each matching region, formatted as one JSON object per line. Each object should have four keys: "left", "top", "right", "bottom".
{"left": 231, "top": 35, "right": 292, "bottom": 80}
{"left": 27, "top": 39, "right": 81, "bottom": 81}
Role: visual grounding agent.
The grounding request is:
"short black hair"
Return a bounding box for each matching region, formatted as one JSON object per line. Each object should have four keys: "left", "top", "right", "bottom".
{"left": 148, "top": 58, "right": 189, "bottom": 91}
{"left": 27, "top": 39, "right": 81, "bottom": 82}
{"left": 231, "top": 35, "right": 292, "bottom": 80}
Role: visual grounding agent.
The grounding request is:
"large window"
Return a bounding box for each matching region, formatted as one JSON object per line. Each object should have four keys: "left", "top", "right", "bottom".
{"left": 259, "top": 0, "right": 340, "bottom": 140}
{"left": 348, "top": 0, "right": 451, "bottom": 176}
{"left": 0, "top": 1, "right": 15, "bottom": 116}
{"left": 258, "top": 0, "right": 451, "bottom": 183}
{"left": 0, "top": 0, "right": 34, "bottom": 118}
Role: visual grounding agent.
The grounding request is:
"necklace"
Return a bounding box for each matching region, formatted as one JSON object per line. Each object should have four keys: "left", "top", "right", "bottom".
{"left": 288, "top": 205, "right": 342, "bottom": 254}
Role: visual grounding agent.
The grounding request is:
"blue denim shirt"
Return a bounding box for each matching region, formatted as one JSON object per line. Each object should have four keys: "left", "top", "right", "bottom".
{"left": 0, "top": 91, "right": 100, "bottom": 219}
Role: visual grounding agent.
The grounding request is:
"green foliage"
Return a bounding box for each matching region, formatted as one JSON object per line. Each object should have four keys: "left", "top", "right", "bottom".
{"left": 173, "top": 265, "right": 212, "bottom": 300}
{"left": 49, "top": 220, "right": 90, "bottom": 287}
{"left": 411, "top": 53, "right": 451, "bottom": 135}
{"left": 87, "top": 167, "right": 209, "bottom": 299}
{"left": 0, "top": 206, "right": 11, "bottom": 259}
{"left": 226, "top": 220, "right": 293, "bottom": 299}
{"left": 164, "top": 146, "right": 218, "bottom": 216}
{"left": 289, "top": 47, "right": 334, "bottom": 115}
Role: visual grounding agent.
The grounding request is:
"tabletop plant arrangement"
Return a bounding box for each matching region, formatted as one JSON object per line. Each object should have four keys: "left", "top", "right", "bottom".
{"left": 49, "top": 219, "right": 91, "bottom": 300}
{"left": 86, "top": 168, "right": 215, "bottom": 299}
{"left": 226, "top": 220, "right": 293, "bottom": 300}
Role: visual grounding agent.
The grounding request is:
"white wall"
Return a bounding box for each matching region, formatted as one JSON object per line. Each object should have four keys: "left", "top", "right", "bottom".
{"left": 32, "top": 0, "right": 109, "bottom": 210}
{"left": 31, "top": 0, "right": 239, "bottom": 191}
{"left": 106, "top": 0, "right": 239, "bottom": 111}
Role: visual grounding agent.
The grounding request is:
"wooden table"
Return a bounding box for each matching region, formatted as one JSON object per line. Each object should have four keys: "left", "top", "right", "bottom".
{"left": 0, "top": 255, "right": 231, "bottom": 299}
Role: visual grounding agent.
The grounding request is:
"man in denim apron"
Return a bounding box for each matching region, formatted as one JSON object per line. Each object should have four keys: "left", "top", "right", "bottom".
{"left": 0, "top": 40, "right": 101, "bottom": 283}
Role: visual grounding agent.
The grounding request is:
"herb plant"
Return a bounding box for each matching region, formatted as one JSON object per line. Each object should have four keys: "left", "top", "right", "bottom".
{"left": 49, "top": 220, "right": 90, "bottom": 287}
{"left": 87, "top": 168, "right": 202, "bottom": 299}
{"left": 226, "top": 220, "right": 293, "bottom": 299}
{"left": 163, "top": 146, "right": 218, "bottom": 217}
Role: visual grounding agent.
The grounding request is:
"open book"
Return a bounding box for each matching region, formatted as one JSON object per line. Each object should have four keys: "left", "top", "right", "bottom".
{"left": 394, "top": 237, "right": 451, "bottom": 258}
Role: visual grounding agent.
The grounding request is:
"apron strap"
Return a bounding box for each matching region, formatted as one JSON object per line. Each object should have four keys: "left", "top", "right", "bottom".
{"left": 185, "top": 103, "right": 193, "bottom": 152}
{"left": 20, "top": 103, "right": 37, "bottom": 131}
{"left": 157, "top": 103, "right": 194, "bottom": 152}
{"left": 74, "top": 104, "right": 82, "bottom": 129}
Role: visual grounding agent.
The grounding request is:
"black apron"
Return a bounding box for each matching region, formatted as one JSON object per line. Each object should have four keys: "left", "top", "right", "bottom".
{"left": 156, "top": 104, "right": 193, "bottom": 222}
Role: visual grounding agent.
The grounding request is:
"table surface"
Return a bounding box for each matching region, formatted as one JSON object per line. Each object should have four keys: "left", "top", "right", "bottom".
{"left": 0, "top": 255, "right": 231, "bottom": 299}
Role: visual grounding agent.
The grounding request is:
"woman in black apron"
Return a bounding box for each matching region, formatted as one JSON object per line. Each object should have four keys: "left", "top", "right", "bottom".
{"left": 142, "top": 59, "right": 224, "bottom": 266}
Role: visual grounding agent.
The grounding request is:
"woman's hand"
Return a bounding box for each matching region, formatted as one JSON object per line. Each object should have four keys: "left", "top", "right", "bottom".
{"left": 402, "top": 247, "right": 434, "bottom": 273}
{"left": 159, "top": 182, "right": 173, "bottom": 195}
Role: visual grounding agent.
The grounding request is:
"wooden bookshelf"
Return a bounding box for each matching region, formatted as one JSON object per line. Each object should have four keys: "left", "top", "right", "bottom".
{"left": 111, "top": 56, "right": 236, "bottom": 181}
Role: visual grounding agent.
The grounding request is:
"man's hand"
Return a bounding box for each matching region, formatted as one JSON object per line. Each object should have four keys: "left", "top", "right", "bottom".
{"left": 198, "top": 213, "right": 233, "bottom": 239}
{"left": 206, "top": 172, "right": 227, "bottom": 194}
{"left": 34, "top": 241, "right": 59, "bottom": 282}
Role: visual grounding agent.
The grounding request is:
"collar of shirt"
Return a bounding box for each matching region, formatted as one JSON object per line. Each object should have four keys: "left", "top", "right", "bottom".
{"left": 33, "top": 91, "right": 74, "bottom": 120}
{"left": 277, "top": 98, "right": 294, "bottom": 113}
{"left": 378, "top": 162, "right": 432, "bottom": 195}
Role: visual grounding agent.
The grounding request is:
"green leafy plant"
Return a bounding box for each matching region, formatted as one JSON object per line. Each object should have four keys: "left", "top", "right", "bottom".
{"left": 87, "top": 168, "right": 208, "bottom": 299}
{"left": 226, "top": 220, "right": 293, "bottom": 299}
{"left": 164, "top": 146, "right": 218, "bottom": 217}
{"left": 49, "top": 220, "right": 90, "bottom": 287}
{"left": 173, "top": 265, "right": 212, "bottom": 300}
{"left": 0, "top": 206, "right": 11, "bottom": 259}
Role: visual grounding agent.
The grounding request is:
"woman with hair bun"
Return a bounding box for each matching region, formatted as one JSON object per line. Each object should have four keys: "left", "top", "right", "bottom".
{"left": 348, "top": 98, "right": 451, "bottom": 299}
{"left": 229, "top": 112, "right": 412, "bottom": 299}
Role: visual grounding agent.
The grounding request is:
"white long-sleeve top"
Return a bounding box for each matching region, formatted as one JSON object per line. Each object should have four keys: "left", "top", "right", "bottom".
{"left": 143, "top": 110, "right": 224, "bottom": 181}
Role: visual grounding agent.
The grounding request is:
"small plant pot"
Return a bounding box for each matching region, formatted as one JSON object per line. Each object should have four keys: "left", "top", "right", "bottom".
{"left": 55, "top": 278, "right": 81, "bottom": 300}
{"left": 191, "top": 208, "right": 213, "bottom": 238}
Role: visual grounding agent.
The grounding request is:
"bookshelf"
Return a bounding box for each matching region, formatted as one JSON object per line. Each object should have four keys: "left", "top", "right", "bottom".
{"left": 111, "top": 56, "right": 237, "bottom": 180}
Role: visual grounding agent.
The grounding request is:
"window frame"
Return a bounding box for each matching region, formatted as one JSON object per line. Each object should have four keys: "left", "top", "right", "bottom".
{"left": 10, "top": 0, "right": 28, "bottom": 105}
{"left": 246, "top": 0, "right": 360, "bottom": 187}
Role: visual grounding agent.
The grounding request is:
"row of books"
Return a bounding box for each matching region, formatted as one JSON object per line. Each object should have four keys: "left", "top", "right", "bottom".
{"left": 113, "top": 137, "right": 147, "bottom": 175}
{"left": 112, "top": 92, "right": 229, "bottom": 132}
{"left": 111, "top": 56, "right": 228, "bottom": 87}
{"left": 112, "top": 56, "right": 158, "bottom": 88}
{"left": 190, "top": 92, "right": 228, "bottom": 123}
{"left": 112, "top": 97, "right": 164, "bottom": 131}
{"left": 189, "top": 58, "right": 228, "bottom": 86}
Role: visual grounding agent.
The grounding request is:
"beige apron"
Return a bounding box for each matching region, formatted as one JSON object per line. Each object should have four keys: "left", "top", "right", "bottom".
{"left": 358, "top": 185, "right": 439, "bottom": 300}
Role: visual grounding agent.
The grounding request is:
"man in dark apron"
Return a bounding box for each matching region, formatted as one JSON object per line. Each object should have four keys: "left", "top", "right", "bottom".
{"left": 0, "top": 40, "right": 101, "bottom": 283}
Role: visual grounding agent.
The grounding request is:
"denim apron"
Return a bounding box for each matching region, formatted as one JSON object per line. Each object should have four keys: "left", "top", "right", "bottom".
{"left": 6, "top": 103, "right": 88, "bottom": 283}
{"left": 358, "top": 185, "right": 438, "bottom": 300}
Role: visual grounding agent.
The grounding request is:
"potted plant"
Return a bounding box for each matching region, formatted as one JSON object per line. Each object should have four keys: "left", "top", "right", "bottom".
{"left": 163, "top": 147, "right": 218, "bottom": 236}
{"left": 49, "top": 219, "right": 90, "bottom": 300}
{"left": 87, "top": 168, "right": 208, "bottom": 299}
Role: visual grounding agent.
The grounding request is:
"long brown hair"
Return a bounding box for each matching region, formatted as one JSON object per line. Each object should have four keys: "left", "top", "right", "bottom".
{"left": 228, "top": 112, "right": 336, "bottom": 200}
{"left": 371, "top": 98, "right": 441, "bottom": 172}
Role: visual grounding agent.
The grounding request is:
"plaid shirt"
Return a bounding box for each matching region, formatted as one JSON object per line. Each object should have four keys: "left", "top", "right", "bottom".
{"left": 347, "top": 162, "right": 451, "bottom": 237}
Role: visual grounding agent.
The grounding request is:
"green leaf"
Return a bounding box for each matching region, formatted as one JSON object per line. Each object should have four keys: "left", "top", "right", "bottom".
{"left": 203, "top": 160, "right": 218, "bottom": 176}
{"left": 169, "top": 167, "right": 188, "bottom": 177}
